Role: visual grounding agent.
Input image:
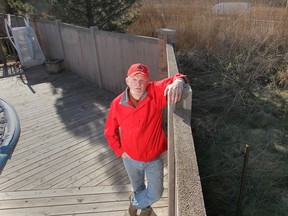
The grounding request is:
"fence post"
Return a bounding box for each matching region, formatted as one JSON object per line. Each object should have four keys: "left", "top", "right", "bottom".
{"left": 156, "top": 28, "right": 176, "bottom": 80}
{"left": 157, "top": 28, "right": 176, "bottom": 48}
{"left": 55, "top": 20, "right": 67, "bottom": 70}
{"left": 237, "top": 144, "right": 250, "bottom": 216}
{"left": 90, "top": 26, "right": 103, "bottom": 89}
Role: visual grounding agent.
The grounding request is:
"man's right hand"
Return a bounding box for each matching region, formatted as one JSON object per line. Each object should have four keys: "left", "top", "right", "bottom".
{"left": 121, "top": 152, "right": 131, "bottom": 159}
{"left": 164, "top": 78, "right": 185, "bottom": 104}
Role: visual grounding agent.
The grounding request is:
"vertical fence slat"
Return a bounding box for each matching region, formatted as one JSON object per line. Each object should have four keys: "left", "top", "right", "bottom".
{"left": 90, "top": 27, "right": 102, "bottom": 88}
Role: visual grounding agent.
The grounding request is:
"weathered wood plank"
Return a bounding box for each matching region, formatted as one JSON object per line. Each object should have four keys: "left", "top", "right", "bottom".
{"left": 15, "top": 141, "right": 110, "bottom": 190}
{"left": 0, "top": 185, "right": 132, "bottom": 200}
{"left": 0, "top": 133, "right": 104, "bottom": 179}
{"left": 0, "top": 185, "right": 169, "bottom": 205}
{"left": 0, "top": 190, "right": 168, "bottom": 210}
{"left": 56, "top": 153, "right": 125, "bottom": 188}
{"left": 0, "top": 138, "right": 109, "bottom": 191}
{"left": 0, "top": 198, "right": 168, "bottom": 216}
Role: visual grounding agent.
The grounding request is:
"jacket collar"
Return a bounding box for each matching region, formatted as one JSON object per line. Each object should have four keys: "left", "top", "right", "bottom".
{"left": 120, "top": 87, "right": 147, "bottom": 107}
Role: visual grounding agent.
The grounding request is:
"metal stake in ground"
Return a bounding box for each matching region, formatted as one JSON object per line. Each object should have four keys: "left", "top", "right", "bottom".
{"left": 236, "top": 144, "right": 250, "bottom": 216}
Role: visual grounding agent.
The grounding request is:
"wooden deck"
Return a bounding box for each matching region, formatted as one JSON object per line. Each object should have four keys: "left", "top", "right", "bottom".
{"left": 0, "top": 65, "right": 168, "bottom": 216}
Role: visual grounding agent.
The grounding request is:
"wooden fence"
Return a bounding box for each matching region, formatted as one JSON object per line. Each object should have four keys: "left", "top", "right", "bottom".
{"left": 31, "top": 19, "right": 161, "bottom": 95}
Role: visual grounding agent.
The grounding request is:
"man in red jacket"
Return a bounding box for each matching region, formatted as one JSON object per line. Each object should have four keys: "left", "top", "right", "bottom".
{"left": 104, "top": 63, "right": 186, "bottom": 216}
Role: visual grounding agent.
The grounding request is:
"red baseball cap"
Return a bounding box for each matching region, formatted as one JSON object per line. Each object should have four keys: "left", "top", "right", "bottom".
{"left": 127, "top": 63, "right": 149, "bottom": 77}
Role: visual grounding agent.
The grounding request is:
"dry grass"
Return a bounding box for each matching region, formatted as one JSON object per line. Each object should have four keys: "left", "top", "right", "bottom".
{"left": 129, "top": 1, "right": 288, "bottom": 53}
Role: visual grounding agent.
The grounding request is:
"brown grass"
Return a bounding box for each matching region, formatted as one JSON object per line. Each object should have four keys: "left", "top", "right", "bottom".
{"left": 129, "top": 1, "right": 288, "bottom": 53}
{"left": 129, "top": 0, "right": 288, "bottom": 90}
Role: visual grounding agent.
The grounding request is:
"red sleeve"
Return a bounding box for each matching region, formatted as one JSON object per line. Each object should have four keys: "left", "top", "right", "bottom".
{"left": 172, "top": 73, "right": 188, "bottom": 82}
{"left": 104, "top": 100, "right": 123, "bottom": 157}
{"left": 155, "top": 73, "right": 188, "bottom": 87}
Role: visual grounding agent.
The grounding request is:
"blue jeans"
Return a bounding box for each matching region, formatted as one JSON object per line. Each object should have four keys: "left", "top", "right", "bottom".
{"left": 122, "top": 156, "right": 164, "bottom": 210}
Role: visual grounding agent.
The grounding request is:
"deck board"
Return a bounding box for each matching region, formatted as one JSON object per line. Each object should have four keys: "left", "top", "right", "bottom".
{"left": 0, "top": 65, "right": 168, "bottom": 215}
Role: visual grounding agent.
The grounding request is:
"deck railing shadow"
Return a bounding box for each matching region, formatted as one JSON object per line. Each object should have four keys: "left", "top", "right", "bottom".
{"left": 20, "top": 64, "right": 115, "bottom": 141}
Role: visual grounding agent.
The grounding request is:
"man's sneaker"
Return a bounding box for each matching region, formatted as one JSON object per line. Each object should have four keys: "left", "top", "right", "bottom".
{"left": 129, "top": 203, "right": 138, "bottom": 216}
{"left": 128, "top": 192, "right": 138, "bottom": 216}
{"left": 139, "top": 207, "right": 153, "bottom": 216}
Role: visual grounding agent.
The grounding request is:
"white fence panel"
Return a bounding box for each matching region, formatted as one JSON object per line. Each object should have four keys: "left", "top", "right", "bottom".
{"left": 34, "top": 20, "right": 160, "bottom": 94}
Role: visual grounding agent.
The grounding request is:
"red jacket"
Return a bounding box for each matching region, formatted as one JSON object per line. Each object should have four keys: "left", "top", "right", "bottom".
{"left": 104, "top": 73, "right": 186, "bottom": 162}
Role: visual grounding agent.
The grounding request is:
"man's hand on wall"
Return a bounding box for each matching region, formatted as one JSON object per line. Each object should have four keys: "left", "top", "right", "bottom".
{"left": 164, "top": 78, "right": 185, "bottom": 104}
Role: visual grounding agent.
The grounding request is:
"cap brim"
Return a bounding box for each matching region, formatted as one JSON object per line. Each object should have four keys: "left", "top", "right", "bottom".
{"left": 129, "top": 71, "right": 148, "bottom": 77}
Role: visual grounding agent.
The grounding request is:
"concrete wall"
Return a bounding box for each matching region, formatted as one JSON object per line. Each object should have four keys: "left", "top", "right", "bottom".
{"left": 167, "top": 44, "right": 206, "bottom": 216}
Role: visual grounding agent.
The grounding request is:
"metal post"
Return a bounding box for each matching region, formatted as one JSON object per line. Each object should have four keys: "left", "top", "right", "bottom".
{"left": 236, "top": 144, "right": 250, "bottom": 216}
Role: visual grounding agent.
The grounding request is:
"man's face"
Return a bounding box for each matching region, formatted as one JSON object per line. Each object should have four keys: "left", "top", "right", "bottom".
{"left": 126, "top": 74, "right": 149, "bottom": 99}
